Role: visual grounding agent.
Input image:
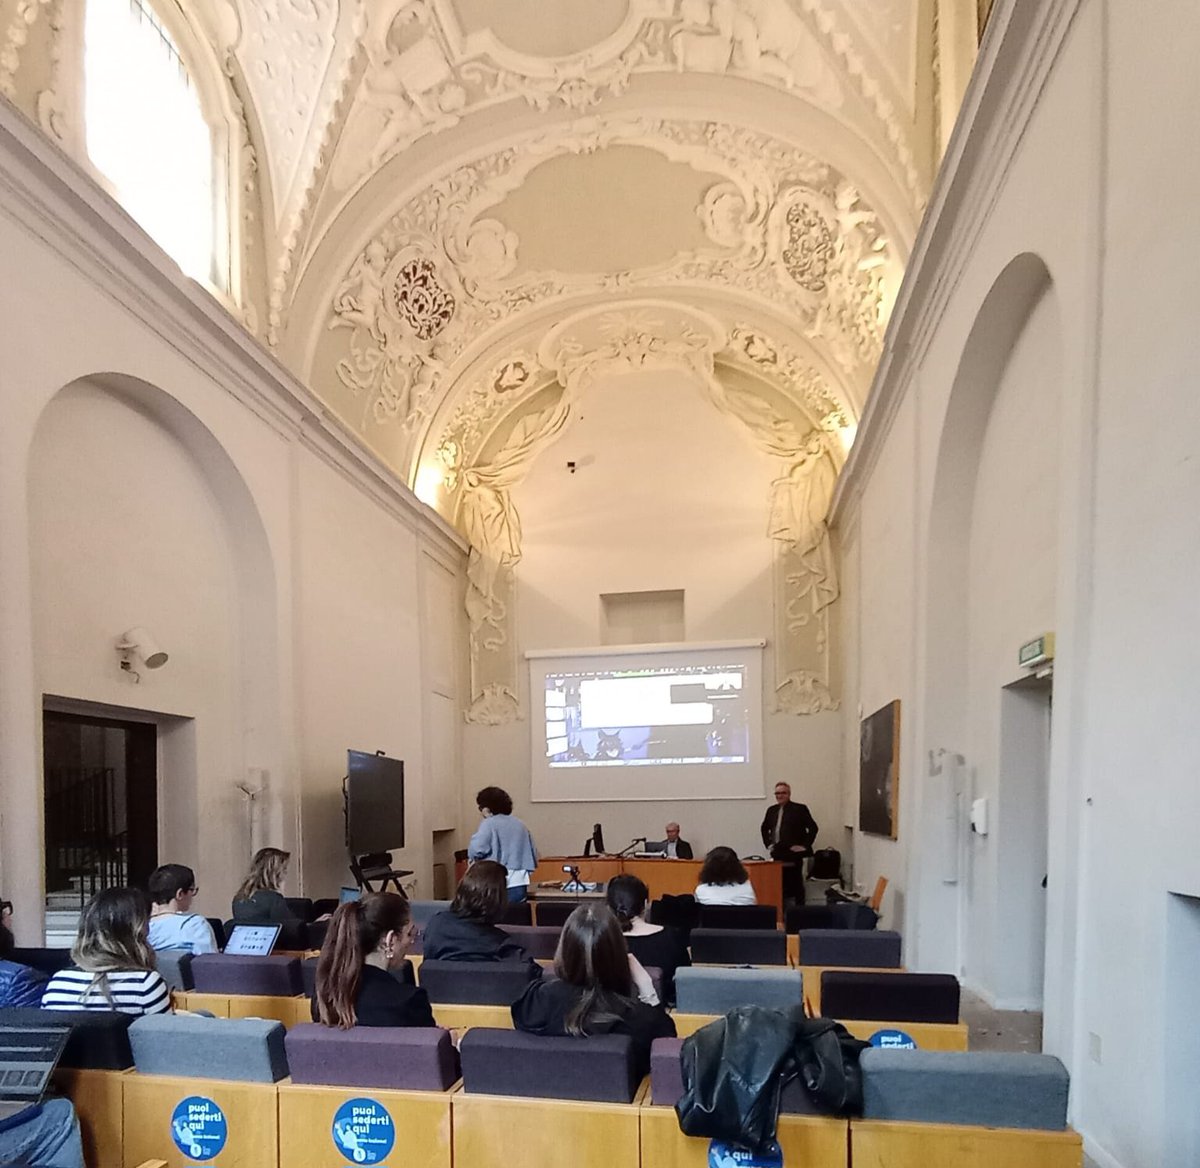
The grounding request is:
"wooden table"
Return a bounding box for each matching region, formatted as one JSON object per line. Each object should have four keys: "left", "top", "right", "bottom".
{"left": 530, "top": 856, "right": 784, "bottom": 916}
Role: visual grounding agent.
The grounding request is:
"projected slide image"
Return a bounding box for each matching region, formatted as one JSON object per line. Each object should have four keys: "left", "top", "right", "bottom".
{"left": 545, "top": 664, "right": 750, "bottom": 767}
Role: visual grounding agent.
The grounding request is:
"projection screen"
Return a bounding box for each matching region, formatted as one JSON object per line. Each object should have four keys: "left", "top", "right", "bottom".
{"left": 527, "top": 640, "right": 765, "bottom": 802}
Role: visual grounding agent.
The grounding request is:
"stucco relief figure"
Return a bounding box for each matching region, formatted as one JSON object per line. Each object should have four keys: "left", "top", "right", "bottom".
{"left": 672, "top": 0, "right": 840, "bottom": 105}
{"left": 335, "top": 0, "right": 464, "bottom": 181}
{"left": 767, "top": 426, "right": 838, "bottom": 618}
{"left": 331, "top": 241, "right": 389, "bottom": 334}
{"left": 460, "top": 399, "right": 571, "bottom": 721}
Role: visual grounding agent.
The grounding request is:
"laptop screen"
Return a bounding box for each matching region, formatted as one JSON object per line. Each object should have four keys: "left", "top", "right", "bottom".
{"left": 223, "top": 924, "right": 281, "bottom": 956}
{"left": 0, "top": 1025, "right": 70, "bottom": 1106}
{"left": 339, "top": 887, "right": 362, "bottom": 904}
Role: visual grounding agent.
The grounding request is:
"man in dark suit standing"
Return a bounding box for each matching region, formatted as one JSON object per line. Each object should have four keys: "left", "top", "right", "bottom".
{"left": 760, "top": 781, "right": 818, "bottom": 904}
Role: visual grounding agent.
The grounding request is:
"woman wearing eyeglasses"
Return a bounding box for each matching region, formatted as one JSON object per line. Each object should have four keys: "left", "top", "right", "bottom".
{"left": 314, "top": 892, "right": 434, "bottom": 1028}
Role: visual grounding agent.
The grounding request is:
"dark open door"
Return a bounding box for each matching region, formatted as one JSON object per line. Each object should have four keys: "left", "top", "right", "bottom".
{"left": 43, "top": 710, "right": 157, "bottom": 901}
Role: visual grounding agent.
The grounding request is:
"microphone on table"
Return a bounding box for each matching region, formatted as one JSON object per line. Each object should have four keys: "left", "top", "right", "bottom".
{"left": 616, "top": 837, "right": 648, "bottom": 857}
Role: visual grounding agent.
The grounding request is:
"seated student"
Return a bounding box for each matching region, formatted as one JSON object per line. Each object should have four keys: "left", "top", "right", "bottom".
{"left": 146, "top": 864, "right": 219, "bottom": 955}
{"left": 0, "top": 1096, "right": 85, "bottom": 1168}
{"left": 0, "top": 899, "right": 48, "bottom": 1007}
{"left": 606, "top": 874, "right": 690, "bottom": 1006}
{"left": 421, "top": 861, "right": 538, "bottom": 967}
{"left": 42, "top": 887, "right": 171, "bottom": 1015}
{"left": 314, "top": 892, "right": 435, "bottom": 1028}
{"left": 231, "top": 847, "right": 303, "bottom": 924}
{"left": 694, "top": 847, "right": 757, "bottom": 906}
{"left": 512, "top": 903, "right": 675, "bottom": 1078}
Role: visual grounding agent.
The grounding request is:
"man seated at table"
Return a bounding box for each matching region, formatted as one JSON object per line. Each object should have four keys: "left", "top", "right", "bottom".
{"left": 644, "top": 822, "right": 693, "bottom": 860}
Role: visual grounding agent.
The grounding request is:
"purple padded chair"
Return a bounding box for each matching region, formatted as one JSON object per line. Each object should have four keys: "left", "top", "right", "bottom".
{"left": 190, "top": 953, "right": 303, "bottom": 996}
{"left": 649, "top": 1037, "right": 818, "bottom": 1113}
{"left": 460, "top": 1028, "right": 638, "bottom": 1103}
{"left": 286, "top": 1023, "right": 459, "bottom": 1091}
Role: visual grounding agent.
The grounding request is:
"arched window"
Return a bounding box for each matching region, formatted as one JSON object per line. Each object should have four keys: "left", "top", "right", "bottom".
{"left": 84, "top": 0, "right": 223, "bottom": 288}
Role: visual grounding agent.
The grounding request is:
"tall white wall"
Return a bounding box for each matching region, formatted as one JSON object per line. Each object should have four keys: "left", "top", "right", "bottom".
{"left": 462, "top": 368, "right": 843, "bottom": 862}
{"left": 0, "top": 106, "right": 467, "bottom": 933}
{"left": 834, "top": 1, "right": 1200, "bottom": 1164}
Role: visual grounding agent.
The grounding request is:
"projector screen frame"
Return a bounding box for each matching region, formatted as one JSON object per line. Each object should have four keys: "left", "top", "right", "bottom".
{"left": 527, "top": 639, "right": 767, "bottom": 803}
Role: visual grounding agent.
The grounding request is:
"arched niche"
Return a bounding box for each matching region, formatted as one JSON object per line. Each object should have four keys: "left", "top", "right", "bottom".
{"left": 914, "top": 252, "right": 1061, "bottom": 983}
{"left": 26, "top": 372, "right": 281, "bottom": 910}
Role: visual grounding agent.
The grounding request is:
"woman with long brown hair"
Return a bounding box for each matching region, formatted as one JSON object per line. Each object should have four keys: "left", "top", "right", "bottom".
{"left": 694, "top": 846, "right": 757, "bottom": 906}
{"left": 511, "top": 903, "right": 674, "bottom": 1075}
{"left": 231, "top": 847, "right": 300, "bottom": 924}
{"left": 42, "top": 887, "right": 170, "bottom": 1014}
{"left": 314, "top": 892, "right": 434, "bottom": 1028}
{"left": 421, "top": 860, "right": 536, "bottom": 967}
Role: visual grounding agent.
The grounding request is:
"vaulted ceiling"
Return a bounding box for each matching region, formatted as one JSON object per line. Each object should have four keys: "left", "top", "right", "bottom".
{"left": 226, "top": 0, "right": 957, "bottom": 513}
{"left": 4, "top": 0, "right": 975, "bottom": 518}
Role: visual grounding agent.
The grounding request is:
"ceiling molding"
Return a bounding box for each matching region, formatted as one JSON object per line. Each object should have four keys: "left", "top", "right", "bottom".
{"left": 829, "top": 0, "right": 1085, "bottom": 524}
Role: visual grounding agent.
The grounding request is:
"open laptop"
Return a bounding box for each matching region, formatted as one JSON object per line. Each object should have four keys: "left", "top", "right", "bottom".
{"left": 338, "top": 886, "right": 362, "bottom": 904}
{"left": 0, "top": 1024, "right": 71, "bottom": 1121}
{"left": 222, "top": 924, "right": 281, "bottom": 956}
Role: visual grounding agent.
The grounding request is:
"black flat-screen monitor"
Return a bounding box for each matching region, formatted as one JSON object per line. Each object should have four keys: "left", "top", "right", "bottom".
{"left": 346, "top": 750, "right": 404, "bottom": 854}
{"left": 583, "top": 823, "right": 605, "bottom": 857}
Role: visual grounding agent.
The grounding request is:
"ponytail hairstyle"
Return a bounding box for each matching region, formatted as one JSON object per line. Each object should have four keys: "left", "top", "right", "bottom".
{"left": 314, "top": 893, "right": 412, "bottom": 1029}
{"left": 234, "top": 847, "right": 290, "bottom": 902}
{"left": 605, "top": 875, "right": 649, "bottom": 933}
{"left": 72, "top": 887, "right": 156, "bottom": 1006}
{"left": 555, "top": 903, "right": 634, "bottom": 1036}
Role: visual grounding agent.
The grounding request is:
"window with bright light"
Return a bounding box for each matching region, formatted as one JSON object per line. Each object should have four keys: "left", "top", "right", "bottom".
{"left": 85, "top": 0, "right": 220, "bottom": 286}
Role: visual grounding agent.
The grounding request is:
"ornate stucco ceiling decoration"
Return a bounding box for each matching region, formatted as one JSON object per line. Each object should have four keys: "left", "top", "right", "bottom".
{"left": 265, "top": 0, "right": 927, "bottom": 344}
{"left": 304, "top": 113, "right": 901, "bottom": 479}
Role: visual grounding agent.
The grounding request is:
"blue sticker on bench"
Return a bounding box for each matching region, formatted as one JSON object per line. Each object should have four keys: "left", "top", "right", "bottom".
{"left": 171, "top": 1096, "right": 227, "bottom": 1161}
{"left": 708, "top": 1140, "right": 784, "bottom": 1167}
{"left": 332, "top": 1097, "right": 395, "bottom": 1164}
{"left": 870, "top": 1028, "right": 918, "bottom": 1050}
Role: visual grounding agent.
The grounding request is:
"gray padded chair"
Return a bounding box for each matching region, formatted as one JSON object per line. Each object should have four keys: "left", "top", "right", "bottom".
{"left": 285, "top": 1023, "right": 459, "bottom": 1091}
{"left": 154, "top": 949, "right": 194, "bottom": 991}
{"left": 460, "top": 1028, "right": 638, "bottom": 1103}
{"left": 409, "top": 900, "right": 451, "bottom": 927}
{"left": 797, "top": 929, "right": 902, "bottom": 968}
{"left": 674, "top": 967, "right": 803, "bottom": 1015}
{"left": 129, "top": 1014, "right": 289, "bottom": 1083}
{"left": 861, "top": 1049, "right": 1070, "bottom": 1130}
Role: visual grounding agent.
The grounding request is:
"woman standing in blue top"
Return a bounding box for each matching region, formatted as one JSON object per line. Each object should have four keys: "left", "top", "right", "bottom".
{"left": 468, "top": 787, "right": 539, "bottom": 903}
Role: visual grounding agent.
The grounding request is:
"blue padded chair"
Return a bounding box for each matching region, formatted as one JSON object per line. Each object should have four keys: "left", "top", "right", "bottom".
{"left": 689, "top": 928, "right": 788, "bottom": 965}
{"left": 861, "top": 1049, "right": 1070, "bottom": 1130}
{"left": 820, "top": 971, "right": 959, "bottom": 1023}
{"left": 798, "top": 929, "right": 901, "bottom": 968}
{"left": 0, "top": 1007, "right": 133, "bottom": 1070}
{"left": 697, "top": 905, "right": 778, "bottom": 930}
{"left": 418, "top": 960, "right": 540, "bottom": 1005}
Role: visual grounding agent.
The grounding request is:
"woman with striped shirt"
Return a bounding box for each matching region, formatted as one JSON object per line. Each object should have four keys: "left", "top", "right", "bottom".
{"left": 42, "top": 887, "right": 171, "bottom": 1015}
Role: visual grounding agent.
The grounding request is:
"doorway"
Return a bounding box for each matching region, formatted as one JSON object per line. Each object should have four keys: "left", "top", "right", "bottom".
{"left": 43, "top": 709, "right": 157, "bottom": 903}
{"left": 994, "top": 675, "right": 1052, "bottom": 1010}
